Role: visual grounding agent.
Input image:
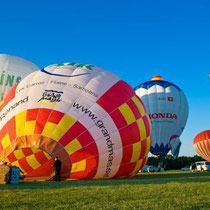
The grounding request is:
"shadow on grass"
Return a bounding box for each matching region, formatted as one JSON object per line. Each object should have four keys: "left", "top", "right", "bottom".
{"left": 0, "top": 171, "right": 209, "bottom": 190}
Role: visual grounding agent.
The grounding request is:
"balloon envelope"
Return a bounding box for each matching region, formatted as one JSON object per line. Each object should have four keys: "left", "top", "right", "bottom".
{"left": 134, "top": 75, "right": 188, "bottom": 160}
{"left": 0, "top": 63, "right": 151, "bottom": 180}
{"left": 193, "top": 130, "right": 210, "bottom": 161}
{"left": 0, "top": 54, "right": 39, "bottom": 101}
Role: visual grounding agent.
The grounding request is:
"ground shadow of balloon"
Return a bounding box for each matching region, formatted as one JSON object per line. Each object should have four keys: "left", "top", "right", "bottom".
{"left": 0, "top": 171, "right": 209, "bottom": 190}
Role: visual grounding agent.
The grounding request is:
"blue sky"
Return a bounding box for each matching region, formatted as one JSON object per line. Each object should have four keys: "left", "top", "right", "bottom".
{"left": 0, "top": 0, "right": 209, "bottom": 156}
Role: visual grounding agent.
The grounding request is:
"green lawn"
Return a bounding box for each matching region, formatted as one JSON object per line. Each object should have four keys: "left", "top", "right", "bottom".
{"left": 0, "top": 171, "right": 209, "bottom": 209}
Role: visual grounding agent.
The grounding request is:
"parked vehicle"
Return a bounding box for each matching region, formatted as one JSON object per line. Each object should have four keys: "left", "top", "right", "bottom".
{"left": 191, "top": 161, "right": 210, "bottom": 172}
{"left": 147, "top": 165, "right": 159, "bottom": 172}
{"left": 139, "top": 165, "right": 165, "bottom": 173}
{"left": 181, "top": 166, "right": 190, "bottom": 171}
{"left": 139, "top": 165, "right": 148, "bottom": 172}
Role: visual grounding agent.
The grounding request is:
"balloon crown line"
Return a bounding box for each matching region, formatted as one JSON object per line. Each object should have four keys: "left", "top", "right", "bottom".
{"left": 46, "top": 62, "right": 94, "bottom": 71}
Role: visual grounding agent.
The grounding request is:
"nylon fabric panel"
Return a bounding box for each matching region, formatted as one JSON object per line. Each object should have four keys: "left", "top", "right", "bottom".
{"left": 0, "top": 54, "right": 39, "bottom": 100}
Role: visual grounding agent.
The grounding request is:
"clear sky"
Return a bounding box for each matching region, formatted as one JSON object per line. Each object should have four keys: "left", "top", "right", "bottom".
{"left": 0, "top": 0, "right": 209, "bottom": 156}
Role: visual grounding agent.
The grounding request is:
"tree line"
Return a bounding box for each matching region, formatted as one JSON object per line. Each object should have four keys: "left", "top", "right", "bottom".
{"left": 147, "top": 155, "right": 205, "bottom": 170}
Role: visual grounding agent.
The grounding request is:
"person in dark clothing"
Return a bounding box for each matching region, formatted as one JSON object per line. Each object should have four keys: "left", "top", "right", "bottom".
{"left": 191, "top": 162, "right": 196, "bottom": 171}
{"left": 158, "top": 163, "right": 162, "bottom": 172}
{"left": 163, "top": 165, "right": 167, "bottom": 172}
{"left": 53, "top": 157, "right": 62, "bottom": 182}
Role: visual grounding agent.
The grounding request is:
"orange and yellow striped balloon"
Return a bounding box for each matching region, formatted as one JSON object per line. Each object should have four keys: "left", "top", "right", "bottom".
{"left": 193, "top": 130, "right": 210, "bottom": 161}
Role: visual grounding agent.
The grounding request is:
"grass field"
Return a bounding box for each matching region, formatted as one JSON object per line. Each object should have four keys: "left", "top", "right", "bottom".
{"left": 0, "top": 171, "right": 209, "bottom": 210}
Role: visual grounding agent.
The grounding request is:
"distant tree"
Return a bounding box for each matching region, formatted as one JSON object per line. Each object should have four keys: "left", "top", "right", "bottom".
{"left": 146, "top": 156, "right": 159, "bottom": 166}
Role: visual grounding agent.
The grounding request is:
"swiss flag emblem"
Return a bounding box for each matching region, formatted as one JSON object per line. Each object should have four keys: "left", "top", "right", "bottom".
{"left": 168, "top": 97, "right": 173, "bottom": 102}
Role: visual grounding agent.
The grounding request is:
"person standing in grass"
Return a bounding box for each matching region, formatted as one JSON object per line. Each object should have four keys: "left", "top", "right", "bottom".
{"left": 163, "top": 165, "right": 167, "bottom": 172}
{"left": 53, "top": 157, "right": 62, "bottom": 182}
{"left": 158, "top": 163, "right": 162, "bottom": 172}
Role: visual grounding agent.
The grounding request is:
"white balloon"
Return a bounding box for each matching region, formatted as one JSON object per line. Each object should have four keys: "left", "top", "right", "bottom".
{"left": 0, "top": 54, "right": 39, "bottom": 100}
{"left": 0, "top": 62, "right": 151, "bottom": 180}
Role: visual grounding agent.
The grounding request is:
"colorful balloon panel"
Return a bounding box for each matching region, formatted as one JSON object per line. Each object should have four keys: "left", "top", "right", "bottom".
{"left": 193, "top": 130, "right": 210, "bottom": 161}
{"left": 134, "top": 75, "right": 188, "bottom": 160}
{"left": 0, "top": 54, "right": 39, "bottom": 101}
{"left": 0, "top": 63, "right": 151, "bottom": 179}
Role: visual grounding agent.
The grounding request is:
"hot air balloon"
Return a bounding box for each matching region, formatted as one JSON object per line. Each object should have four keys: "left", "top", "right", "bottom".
{"left": 0, "top": 63, "right": 151, "bottom": 180}
{"left": 0, "top": 54, "right": 39, "bottom": 101}
{"left": 193, "top": 130, "right": 210, "bottom": 161}
{"left": 134, "top": 75, "right": 188, "bottom": 161}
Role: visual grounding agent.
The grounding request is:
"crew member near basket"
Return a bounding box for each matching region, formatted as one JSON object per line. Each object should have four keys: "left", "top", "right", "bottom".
{"left": 53, "top": 157, "right": 62, "bottom": 182}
